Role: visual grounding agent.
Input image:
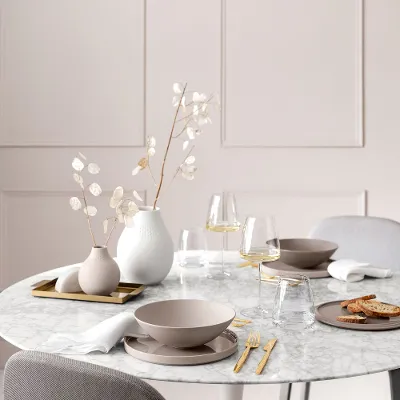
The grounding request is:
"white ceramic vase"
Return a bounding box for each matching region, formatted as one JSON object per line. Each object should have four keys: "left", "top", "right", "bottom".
{"left": 78, "top": 246, "right": 120, "bottom": 295}
{"left": 117, "top": 206, "right": 174, "bottom": 285}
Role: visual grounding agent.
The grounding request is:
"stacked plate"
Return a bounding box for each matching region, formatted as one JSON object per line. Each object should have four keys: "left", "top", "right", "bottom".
{"left": 124, "top": 299, "right": 238, "bottom": 365}
{"left": 263, "top": 238, "right": 338, "bottom": 278}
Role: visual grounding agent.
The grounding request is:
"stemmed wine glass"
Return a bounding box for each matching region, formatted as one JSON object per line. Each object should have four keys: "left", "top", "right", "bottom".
{"left": 239, "top": 215, "right": 280, "bottom": 318}
{"left": 206, "top": 193, "right": 240, "bottom": 279}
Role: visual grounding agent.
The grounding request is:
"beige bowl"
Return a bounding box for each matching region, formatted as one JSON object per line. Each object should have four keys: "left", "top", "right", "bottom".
{"left": 134, "top": 299, "right": 235, "bottom": 349}
{"left": 279, "top": 238, "right": 338, "bottom": 269}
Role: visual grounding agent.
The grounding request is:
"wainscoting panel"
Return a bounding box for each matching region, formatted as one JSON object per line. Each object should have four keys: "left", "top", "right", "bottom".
{"left": 0, "top": 0, "right": 145, "bottom": 147}
{"left": 227, "top": 190, "right": 366, "bottom": 249}
{"left": 223, "top": 0, "right": 363, "bottom": 148}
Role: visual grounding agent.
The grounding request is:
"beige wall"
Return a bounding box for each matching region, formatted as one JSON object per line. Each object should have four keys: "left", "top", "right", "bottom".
{"left": 1, "top": 0, "right": 399, "bottom": 398}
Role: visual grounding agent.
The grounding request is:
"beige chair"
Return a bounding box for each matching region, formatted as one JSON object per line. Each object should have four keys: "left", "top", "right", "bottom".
{"left": 280, "top": 215, "right": 400, "bottom": 400}
{"left": 4, "top": 351, "right": 166, "bottom": 400}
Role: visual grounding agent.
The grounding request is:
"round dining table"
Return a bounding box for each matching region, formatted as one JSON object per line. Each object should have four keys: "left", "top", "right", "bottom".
{"left": 1, "top": 252, "right": 400, "bottom": 400}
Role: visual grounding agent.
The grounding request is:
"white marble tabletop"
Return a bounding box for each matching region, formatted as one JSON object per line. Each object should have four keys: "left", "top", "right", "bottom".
{"left": 1, "top": 252, "right": 400, "bottom": 385}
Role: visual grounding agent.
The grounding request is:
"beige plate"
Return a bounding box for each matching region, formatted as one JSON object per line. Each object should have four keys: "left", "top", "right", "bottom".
{"left": 31, "top": 279, "right": 145, "bottom": 304}
{"left": 124, "top": 329, "right": 238, "bottom": 366}
{"left": 262, "top": 260, "right": 331, "bottom": 279}
{"left": 316, "top": 300, "right": 400, "bottom": 331}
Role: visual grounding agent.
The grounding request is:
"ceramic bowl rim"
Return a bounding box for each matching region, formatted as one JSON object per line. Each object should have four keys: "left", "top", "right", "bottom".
{"left": 279, "top": 238, "right": 338, "bottom": 254}
{"left": 134, "top": 299, "right": 236, "bottom": 330}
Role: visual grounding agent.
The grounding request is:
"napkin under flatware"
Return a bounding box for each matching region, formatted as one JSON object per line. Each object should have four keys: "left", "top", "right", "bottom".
{"left": 37, "top": 312, "right": 148, "bottom": 354}
{"left": 328, "top": 259, "right": 393, "bottom": 283}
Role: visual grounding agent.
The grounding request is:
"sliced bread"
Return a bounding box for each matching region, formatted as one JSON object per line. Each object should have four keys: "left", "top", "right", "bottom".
{"left": 336, "top": 315, "right": 366, "bottom": 324}
{"left": 348, "top": 300, "right": 381, "bottom": 314}
{"left": 340, "top": 294, "right": 376, "bottom": 308}
{"left": 356, "top": 300, "right": 400, "bottom": 318}
{"left": 347, "top": 303, "right": 363, "bottom": 313}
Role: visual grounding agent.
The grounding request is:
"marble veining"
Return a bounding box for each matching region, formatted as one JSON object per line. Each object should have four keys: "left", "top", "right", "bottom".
{"left": 1, "top": 252, "right": 400, "bottom": 384}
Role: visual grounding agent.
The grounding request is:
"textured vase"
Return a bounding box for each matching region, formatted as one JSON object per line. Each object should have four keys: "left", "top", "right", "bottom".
{"left": 117, "top": 206, "right": 174, "bottom": 285}
{"left": 78, "top": 246, "right": 120, "bottom": 295}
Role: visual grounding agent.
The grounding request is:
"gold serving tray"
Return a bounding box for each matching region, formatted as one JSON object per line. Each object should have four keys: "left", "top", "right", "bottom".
{"left": 31, "top": 279, "right": 145, "bottom": 304}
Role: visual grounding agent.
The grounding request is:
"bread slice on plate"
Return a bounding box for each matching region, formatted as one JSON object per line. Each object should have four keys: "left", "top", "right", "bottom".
{"left": 356, "top": 300, "right": 400, "bottom": 318}
{"left": 348, "top": 300, "right": 382, "bottom": 314}
{"left": 336, "top": 315, "right": 366, "bottom": 324}
{"left": 347, "top": 303, "right": 364, "bottom": 313}
{"left": 340, "top": 294, "right": 376, "bottom": 308}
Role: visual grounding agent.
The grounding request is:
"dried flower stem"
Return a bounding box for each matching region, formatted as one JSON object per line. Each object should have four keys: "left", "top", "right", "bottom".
{"left": 172, "top": 118, "right": 191, "bottom": 139}
{"left": 146, "top": 156, "right": 157, "bottom": 186}
{"left": 81, "top": 189, "right": 96, "bottom": 247}
{"left": 159, "top": 145, "right": 196, "bottom": 200}
{"left": 105, "top": 217, "right": 118, "bottom": 247}
{"left": 175, "top": 95, "right": 214, "bottom": 123}
{"left": 153, "top": 83, "right": 187, "bottom": 209}
{"left": 172, "top": 145, "right": 195, "bottom": 182}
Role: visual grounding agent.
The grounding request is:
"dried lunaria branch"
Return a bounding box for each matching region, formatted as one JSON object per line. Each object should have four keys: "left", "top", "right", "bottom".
{"left": 103, "top": 186, "right": 142, "bottom": 245}
{"left": 131, "top": 82, "right": 220, "bottom": 210}
{"left": 152, "top": 83, "right": 188, "bottom": 209}
{"left": 70, "top": 153, "right": 100, "bottom": 246}
{"left": 69, "top": 154, "right": 141, "bottom": 247}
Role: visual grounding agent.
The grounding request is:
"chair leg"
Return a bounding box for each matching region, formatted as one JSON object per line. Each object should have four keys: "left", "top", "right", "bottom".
{"left": 279, "top": 383, "right": 292, "bottom": 400}
{"left": 219, "top": 384, "right": 244, "bottom": 400}
{"left": 389, "top": 369, "right": 400, "bottom": 400}
{"left": 299, "top": 382, "right": 311, "bottom": 400}
{"left": 279, "top": 382, "right": 310, "bottom": 400}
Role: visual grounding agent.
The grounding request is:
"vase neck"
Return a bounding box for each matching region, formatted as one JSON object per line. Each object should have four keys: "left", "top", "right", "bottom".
{"left": 89, "top": 246, "right": 110, "bottom": 258}
{"left": 136, "top": 208, "right": 162, "bottom": 223}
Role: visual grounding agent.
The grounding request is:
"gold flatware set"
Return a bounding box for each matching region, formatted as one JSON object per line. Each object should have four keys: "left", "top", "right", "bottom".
{"left": 233, "top": 331, "right": 277, "bottom": 374}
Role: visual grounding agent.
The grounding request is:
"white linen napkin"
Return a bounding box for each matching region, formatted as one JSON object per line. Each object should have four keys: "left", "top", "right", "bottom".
{"left": 37, "top": 313, "right": 148, "bottom": 354}
{"left": 327, "top": 259, "right": 393, "bottom": 283}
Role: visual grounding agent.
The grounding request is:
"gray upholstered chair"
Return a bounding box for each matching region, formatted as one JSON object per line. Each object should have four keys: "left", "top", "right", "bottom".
{"left": 4, "top": 351, "right": 166, "bottom": 400}
{"left": 279, "top": 215, "right": 400, "bottom": 400}
{"left": 309, "top": 215, "right": 400, "bottom": 270}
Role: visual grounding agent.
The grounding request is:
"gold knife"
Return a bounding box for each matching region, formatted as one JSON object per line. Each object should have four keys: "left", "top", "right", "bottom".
{"left": 255, "top": 339, "right": 277, "bottom": 375}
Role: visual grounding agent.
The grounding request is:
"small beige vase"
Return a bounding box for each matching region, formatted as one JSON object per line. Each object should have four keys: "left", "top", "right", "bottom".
{"left": 78, "top": 246, "right": 120, "bottom": 296}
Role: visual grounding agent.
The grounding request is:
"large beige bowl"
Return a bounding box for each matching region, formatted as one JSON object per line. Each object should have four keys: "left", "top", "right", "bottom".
{"left": 134, "top": 299, "right": 235, "bottom": 349}
{"left": 279, "top": 238, "right": 338, "bottom": 269}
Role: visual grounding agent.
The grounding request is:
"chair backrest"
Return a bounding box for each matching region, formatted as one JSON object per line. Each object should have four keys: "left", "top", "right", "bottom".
{"left": 309, "top": 215, "right": 400, "bottom": 270}
{"left": 4, "top": 351, "right": 166, "bottom": 400}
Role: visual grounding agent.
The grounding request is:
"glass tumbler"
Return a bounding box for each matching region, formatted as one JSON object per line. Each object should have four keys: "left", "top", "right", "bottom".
{"left": 272, "top": 274, "right": 315, "bottom": 329}
{"left": 178, "top": 227, "right": 208, "bottom": 268}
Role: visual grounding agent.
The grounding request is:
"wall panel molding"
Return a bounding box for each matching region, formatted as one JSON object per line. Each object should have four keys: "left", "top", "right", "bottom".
{"left": 0, "top": 188, "right": 147, "bottom": 290}
{"left": 0, "top": 0, "right": 146, "bottom": 148}
{"left": 225, "top": 189, "right": 367, "bottom": 248}
{"left": 221, "top": 0, "right": 364, "bottom": 148}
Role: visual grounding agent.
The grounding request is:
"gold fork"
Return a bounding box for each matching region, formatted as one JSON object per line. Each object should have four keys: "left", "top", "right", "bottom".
{"left": 233, "top": 331, "right": 260, "bottom": 373}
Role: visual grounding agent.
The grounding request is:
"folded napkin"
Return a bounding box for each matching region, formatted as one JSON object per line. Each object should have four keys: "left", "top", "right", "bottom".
{"left": 328, "top": 259, "right": 393, "bottom": 283}
{"left": 37, "top": 313, "right": 148, "bottom": 355}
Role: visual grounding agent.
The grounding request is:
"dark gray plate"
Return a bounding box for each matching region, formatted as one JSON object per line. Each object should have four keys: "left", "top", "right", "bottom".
{"left": 316, "top": 300, "right": 400, "bottom": 331}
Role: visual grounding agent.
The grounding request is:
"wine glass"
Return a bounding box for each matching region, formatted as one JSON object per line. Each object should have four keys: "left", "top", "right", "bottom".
{"left": 206, "top": 193, "right": 240, "bottom": 279}
{"left": 239, "top": 216, "right": 280, "bottom": 318}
